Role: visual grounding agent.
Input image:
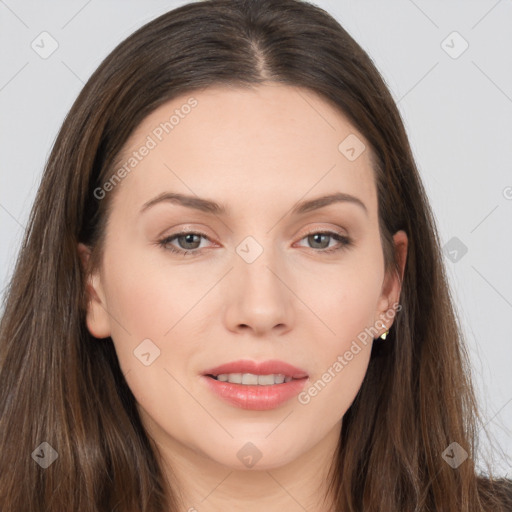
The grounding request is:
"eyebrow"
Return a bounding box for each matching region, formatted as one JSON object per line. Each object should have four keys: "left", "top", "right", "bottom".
{"left": 140, "top": 191, "right": 368, "bottom": 216}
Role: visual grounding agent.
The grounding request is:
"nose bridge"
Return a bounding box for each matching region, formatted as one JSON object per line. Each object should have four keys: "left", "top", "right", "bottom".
{"left": 223, "top": 230, "right": 293, "bottom": 333}
{"left": 234, "top": 232, "right": 284, "bottom": 295}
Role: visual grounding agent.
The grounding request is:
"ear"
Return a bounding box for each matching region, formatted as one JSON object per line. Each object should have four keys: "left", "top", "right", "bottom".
{"left": 374, "top": 230, "right": 408, "bottom": 335}
{"left": 77, "top": 242, "right": 112, "bottom": 339}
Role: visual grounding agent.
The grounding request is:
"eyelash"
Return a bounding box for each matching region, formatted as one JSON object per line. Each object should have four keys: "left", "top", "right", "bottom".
{"left": 157, "top": 229, "right": 352, "bottom": 257}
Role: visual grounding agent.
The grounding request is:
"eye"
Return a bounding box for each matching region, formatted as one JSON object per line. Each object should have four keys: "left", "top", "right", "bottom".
{"left": 295, "top": 230, "right": 352, "bottom": 254}
{"left": 157, "top": 229, "right": 352, "bottom": 256}
{"left": 157, "top": 231, "right": 212, "bottom": 256}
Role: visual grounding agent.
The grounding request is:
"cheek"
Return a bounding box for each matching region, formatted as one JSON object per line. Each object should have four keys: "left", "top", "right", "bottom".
{"left": 100, "top": 248, "right": 206, "bottom": 435}
{"left": 303, "top": 253, "right": 384, "bottom": 343}
{"left": 299, "top": 340, "right": 372, "bottom": 433}
{"left": 299, "top": 281, "right": 376, "bottom": 425}
{"left": 297, "top": 255, "right": 383, "bottom": 416}
{"left": 101, "top": 244, "right": 199, "bottom": 339}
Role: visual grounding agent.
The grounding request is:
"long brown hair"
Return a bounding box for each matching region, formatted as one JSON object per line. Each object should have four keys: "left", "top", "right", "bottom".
{"left": 0, "top": 0, "right": 510, "bottom": 510}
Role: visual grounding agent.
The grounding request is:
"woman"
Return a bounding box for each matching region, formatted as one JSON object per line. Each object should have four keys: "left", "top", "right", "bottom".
{"left": 0, "top": 0, "right": 510, "bottom": 510}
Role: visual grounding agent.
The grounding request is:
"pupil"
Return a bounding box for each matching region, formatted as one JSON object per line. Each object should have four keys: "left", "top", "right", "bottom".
{"left": 311, "top": 233, "right": 327, "bottom": 248}
{"left": 181, "top": 234, "right": 199, "bottom": 249}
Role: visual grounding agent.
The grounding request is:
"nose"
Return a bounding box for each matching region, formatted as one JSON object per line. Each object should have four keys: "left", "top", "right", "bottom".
{"left": 222, "top": 242, "right": 294, "bottom": 337}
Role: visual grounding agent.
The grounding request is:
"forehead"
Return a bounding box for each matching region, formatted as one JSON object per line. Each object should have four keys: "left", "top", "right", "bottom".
{"left": 108, "top": 84, "right": 377, "bottom": 219}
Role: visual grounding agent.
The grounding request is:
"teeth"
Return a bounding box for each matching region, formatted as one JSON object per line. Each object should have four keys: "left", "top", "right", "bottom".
{"left": 256, "top": 374, "right": 278, "bottom": 385}
{"left": 242, "top": 373, "right": 259, "bottom": 385}
{"left": 214, "top": 373, "right": 293, "bottom": 385}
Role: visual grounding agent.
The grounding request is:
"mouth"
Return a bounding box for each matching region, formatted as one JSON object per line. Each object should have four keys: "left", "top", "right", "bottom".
{"left": 205, "top": 373, "right": 304, "bottom": 385}
{"left": 201, "top": 358, "right": 309, "bottom": 385}
{"left": 200, "top": 361, "right": 310, "bottom": 410}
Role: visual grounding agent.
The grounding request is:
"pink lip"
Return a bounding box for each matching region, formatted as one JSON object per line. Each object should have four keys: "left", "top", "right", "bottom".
{"left": 202, "top": 359, "right": 308, "bottom": 379}
{"left": 200, "top": 359, "right": 309, "bottom": 411}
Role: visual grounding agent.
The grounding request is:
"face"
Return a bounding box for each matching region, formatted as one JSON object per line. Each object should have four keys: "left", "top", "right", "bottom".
{"left": 79, "top": 84, "right": 407, "bottom": 472}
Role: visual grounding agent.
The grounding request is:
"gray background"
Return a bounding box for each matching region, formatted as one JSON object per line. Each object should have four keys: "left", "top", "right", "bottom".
{"left": 1, "top": 0, "right": 511, "bottom": 476}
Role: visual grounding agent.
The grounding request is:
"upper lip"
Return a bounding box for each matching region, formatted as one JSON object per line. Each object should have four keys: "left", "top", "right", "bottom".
{"left": 202, "top": 359, "right": 308, "bottom": 379}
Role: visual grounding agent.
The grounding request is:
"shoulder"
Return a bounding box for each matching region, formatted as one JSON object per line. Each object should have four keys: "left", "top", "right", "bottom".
{"left": 476, "top": 476, "right": 512, "bottom": 511}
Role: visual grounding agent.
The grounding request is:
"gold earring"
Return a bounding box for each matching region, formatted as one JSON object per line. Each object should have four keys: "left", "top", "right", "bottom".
{"left": 380, "top": 330, "right": 389, "bottom": 340}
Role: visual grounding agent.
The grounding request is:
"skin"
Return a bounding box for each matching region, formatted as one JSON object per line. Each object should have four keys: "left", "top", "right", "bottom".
{"left": 78, "top": 83, "right": 407, "bottom": 512}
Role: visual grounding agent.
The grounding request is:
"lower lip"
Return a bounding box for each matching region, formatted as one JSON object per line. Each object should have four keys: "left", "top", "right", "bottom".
{"left": 201, "top": 375, "right": 309, "bottom": 410}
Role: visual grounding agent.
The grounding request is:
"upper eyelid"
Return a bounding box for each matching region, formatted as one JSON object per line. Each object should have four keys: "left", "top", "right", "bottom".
{"left": 164, "top": 220, "right": 348, "bottom": 236}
